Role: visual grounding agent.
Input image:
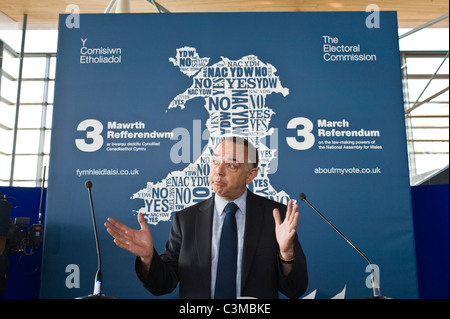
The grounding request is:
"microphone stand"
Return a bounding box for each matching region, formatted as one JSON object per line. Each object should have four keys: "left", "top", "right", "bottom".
{"left": 299, "top": 193, "right": 387, "bottom": 299}
{"left": 77, "top": 181, "right": 115, "bottom": 299}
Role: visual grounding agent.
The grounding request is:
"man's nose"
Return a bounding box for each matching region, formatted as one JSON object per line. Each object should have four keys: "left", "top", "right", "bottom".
{"left": 215, "top": 162, "right": 226, "bottom": 174}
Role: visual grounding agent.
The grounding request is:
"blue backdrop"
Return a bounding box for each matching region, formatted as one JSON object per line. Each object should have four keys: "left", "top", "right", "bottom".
{"left": 40, "top": 12, "right": 418, "bottom": 299}
{"left": 0, "top": 186, "right": 45, "bottom": 299}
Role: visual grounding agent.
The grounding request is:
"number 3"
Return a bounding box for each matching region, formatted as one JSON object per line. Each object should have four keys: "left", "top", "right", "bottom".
{"left": 286, "top": 117, "right": 315, "bottom": 150}
{"left": 75, "top": 119, "right": 104, "bottom": 152}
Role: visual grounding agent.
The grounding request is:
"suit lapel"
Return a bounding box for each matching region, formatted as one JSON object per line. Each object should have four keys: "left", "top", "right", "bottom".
{"left": 195, "top": 196, "right": 214, "bottom": 297}
{"left": 241, "top": 191, "right": 265, "bottom": 290}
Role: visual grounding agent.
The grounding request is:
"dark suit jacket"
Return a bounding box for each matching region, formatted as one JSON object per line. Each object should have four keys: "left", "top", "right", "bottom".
{"left": 136, "top": 190, "right": 308, "bottom": 299}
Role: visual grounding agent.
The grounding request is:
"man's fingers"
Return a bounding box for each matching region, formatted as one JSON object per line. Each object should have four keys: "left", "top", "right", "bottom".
{"left": 105, "top": 219, "right": 119, "bottom": 237}
{"left": 285, "top": 199, "right": 293, "bottom": 221}
{"left": 273, "top": 208, "right": 282, "bottom": 226}
{"left": 291, "top": 211, "right": 300, "bottom": 229}
{"left": 137, "top": 213, "right": 148, "bottom": 230}
{"left": 105, "top": 224, "right": 126, "bottom": 244}
{"left": 105, "top": 217, "right": 132, "bottom": 242}
{"left": 274, "top": 201, "right": 300, "bottom": 228}
{"left": 283, "top": 200, "right": 299, "bottom": 225}
{"left": 290, "top": 203, "right": 299, "bottom": 224}
{"left": 106, "top": 217, "right": 128, "bottom": 232}
{"left": 113, "top": 237, "right": 131, "bottom": 251}
{"left": 105, "top": 215, "right": 153, "bottom": 258}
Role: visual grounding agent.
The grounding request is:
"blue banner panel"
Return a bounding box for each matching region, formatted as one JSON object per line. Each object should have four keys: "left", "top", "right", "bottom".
{"left": 41, "top": 12, "right": 418, "bottom": 299}
{"left": 411, "top": 184, "right": 449, "bottom": 299}
{"left": 0, "top": 186, "right": 45, "bottom": 299}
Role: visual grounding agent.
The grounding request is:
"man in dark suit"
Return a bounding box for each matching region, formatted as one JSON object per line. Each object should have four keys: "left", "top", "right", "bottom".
{"left": 105, "top": 136, "right": 308, "bottom": 298}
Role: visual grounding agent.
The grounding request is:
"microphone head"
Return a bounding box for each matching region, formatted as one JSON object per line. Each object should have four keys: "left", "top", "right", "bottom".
{"left": 298, "top": 193, "right": 307, "bottom": 202}
{"left": 85, "top": 180, "right": 93, "bottom": 189}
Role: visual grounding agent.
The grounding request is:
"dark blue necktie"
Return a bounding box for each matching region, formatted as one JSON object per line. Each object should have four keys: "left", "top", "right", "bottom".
{"left": 214, "top": 201, "right": 239, "bottom": 299}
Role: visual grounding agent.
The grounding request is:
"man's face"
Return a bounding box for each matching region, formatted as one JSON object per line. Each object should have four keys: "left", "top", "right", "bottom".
{"left": 209, "top": 140, "right": 257, "bottom": 201}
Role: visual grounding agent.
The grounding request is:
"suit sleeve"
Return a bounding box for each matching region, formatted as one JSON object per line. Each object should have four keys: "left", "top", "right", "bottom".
{"left": 277, "top": 232, "right": 308, "bottom": 299}
{"left": 135, "top": 212, "right": 182, "bottom": 296}
{"left": 271, "top": 200, "right": 308, "bottom": 299}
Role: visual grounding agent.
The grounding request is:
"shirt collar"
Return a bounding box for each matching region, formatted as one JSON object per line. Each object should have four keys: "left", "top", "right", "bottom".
{"left": 215, "top": 188, "right": 247, "bottom": 216}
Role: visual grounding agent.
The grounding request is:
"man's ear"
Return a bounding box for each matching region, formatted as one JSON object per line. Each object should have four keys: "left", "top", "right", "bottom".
{"left": 246, "top": 167, "right": 258, "bottom": 184}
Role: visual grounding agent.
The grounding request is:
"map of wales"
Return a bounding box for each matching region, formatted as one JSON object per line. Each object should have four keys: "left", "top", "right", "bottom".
{"left": 133, "top": 46, "right": 292, "bottom": 225}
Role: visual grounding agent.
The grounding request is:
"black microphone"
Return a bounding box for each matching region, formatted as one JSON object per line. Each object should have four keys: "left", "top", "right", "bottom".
{"left": 299, "top": 192, "right": 386, "bottom": 299}
{"left": 77, "top": 180, "right": 115, "bottom": 299}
